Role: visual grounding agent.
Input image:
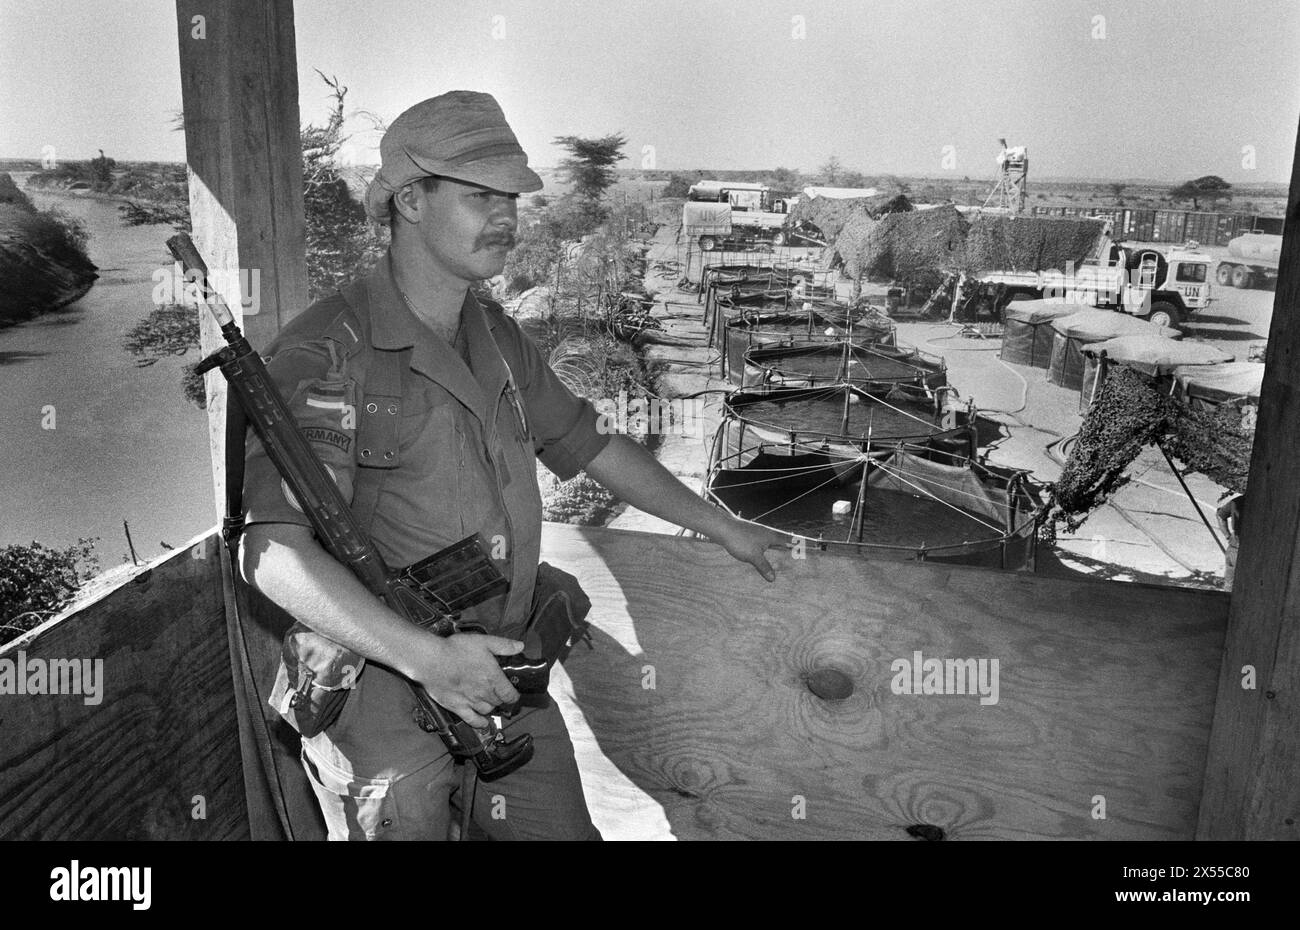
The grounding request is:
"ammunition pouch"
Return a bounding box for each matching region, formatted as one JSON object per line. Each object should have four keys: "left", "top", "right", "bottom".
{"left": 510, "top": 563, "right": 593, "bottom": 704}
{"left": 269, "top": 625, "right": 365, "bottom": 738}
{"left": 268, "top": 561, "right": 591, "bottom": 735}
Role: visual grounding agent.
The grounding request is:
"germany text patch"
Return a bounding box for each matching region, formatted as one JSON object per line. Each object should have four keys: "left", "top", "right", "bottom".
{"left": 302, "top": 426, "right": 352, "bottom": 452}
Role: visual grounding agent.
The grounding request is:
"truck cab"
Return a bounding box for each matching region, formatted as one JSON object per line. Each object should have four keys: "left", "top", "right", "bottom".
{"left": 982, "top": 240, "right": 1212, "bottom": 330}
{"left": 1112, "top": 244, "right": 1213, "bottom": 327}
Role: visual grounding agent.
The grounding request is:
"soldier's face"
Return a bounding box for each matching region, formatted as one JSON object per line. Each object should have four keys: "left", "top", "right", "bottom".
{"left": 411, "top": 177, "right": 519, "bottom": 283}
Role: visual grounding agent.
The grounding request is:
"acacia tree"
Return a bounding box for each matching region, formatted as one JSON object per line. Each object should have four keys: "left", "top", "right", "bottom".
{"left": 554, "top": 133, "right": 627, "bottom": 202}
{"left": 89, "top": 149, "right": 116, "bottom": 190}
{"left": 765, "top": 166, "right": 803, "bottom": 193}
{"left": 818, "top": 156, "right": 844, "bottom": 185}
{"left": 1169, "top": 175, "right": 1232, "bottom": 210}
{"left": 551, "top": 133, "right": 627, "bottom": 237}
{"left": 660, "top": 173, "right": 694, "bottom": 198}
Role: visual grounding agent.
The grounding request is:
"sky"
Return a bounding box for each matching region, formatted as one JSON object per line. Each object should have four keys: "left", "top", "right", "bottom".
{"left": 2, "top": 0, "right": 1299, "bottom": 183}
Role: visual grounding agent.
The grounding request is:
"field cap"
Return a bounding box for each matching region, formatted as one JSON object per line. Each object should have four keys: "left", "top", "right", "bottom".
{"left": 364, "top": 90, "right": 543, "bottom": 222}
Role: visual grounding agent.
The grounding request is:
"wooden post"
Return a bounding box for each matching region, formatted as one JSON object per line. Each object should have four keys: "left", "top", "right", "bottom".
{"left": 175, "top": 0, "right": 308, "bottom": 520}
{"left": 1196, "top": 112, "right": 1300, "bottom": 839}
{"left": 174, "top": 1, "right": 313, "bottom": 841}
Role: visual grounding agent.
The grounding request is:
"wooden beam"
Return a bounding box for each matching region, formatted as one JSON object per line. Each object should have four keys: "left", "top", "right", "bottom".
{"left": 1196, "top": 121, "right": 1300, "bottom": 839}
{"left": 543, "top": 524, "right": 1227, "bottom": 840}
{"left": 175, "top": 0, "right": 308, "bottom": 520}
{"left": 174, "top": 0, "right": 310, "bottom": 840}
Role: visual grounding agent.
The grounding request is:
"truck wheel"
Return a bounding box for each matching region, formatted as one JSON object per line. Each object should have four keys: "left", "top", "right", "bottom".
{"left": 1147, "top": 302, "right": 1183, "bottom": 330}
{"left": 772, "top": 231, "right": 786, "bottom": 246}
{"left": 1216, "top": 263, "right": 1233, "bottom": 286}
{"left": 1230, "top": 265, "right": 1252, "bottom": 288}
{"left": 699, "top": 236, "right": 717, "bottom": 252}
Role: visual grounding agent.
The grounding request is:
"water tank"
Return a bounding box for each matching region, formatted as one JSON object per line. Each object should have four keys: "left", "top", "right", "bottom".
{"left": 1227, "top": 233, "right": 1282, "bottom": 264}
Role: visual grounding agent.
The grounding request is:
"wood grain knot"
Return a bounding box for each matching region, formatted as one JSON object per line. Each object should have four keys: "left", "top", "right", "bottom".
{"left": 806, "top": 667, "right": 855, "bottom": 701}
{"left": 906, "top": 824, "right": 946, "bottom": 841}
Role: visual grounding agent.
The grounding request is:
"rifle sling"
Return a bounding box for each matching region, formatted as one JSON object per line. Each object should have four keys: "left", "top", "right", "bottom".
{"left": 220, "top": 382, "right": 312, "bottom": 840}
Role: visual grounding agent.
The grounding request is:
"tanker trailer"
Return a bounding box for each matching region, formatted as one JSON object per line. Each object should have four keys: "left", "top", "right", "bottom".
{"left": 1216, "top": 231, "right": 1281, "bottom": 289}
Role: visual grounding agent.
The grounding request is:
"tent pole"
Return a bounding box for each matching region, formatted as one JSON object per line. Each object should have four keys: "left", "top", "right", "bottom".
{"left": 1157, "top": 441, "right": 1226, "bottom": 554}
{"left": 853, "top": 456, "right": 870, "bottom": 543}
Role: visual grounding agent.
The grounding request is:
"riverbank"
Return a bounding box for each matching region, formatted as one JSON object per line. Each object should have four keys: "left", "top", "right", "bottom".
{"left": 0, "top": 183, "right": 213, "bottom": 564}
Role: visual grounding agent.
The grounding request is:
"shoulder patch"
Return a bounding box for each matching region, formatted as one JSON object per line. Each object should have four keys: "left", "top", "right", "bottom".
{"left": 268, "top": 295, "right": 366, "bottom": 361}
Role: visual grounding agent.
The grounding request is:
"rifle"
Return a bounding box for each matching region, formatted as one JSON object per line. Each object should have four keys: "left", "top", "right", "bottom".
{"left": 169, "top": 233, "right": 539, "bottom": 781}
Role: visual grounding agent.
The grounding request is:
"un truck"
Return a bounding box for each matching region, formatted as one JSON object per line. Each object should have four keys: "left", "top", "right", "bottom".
{"left": 682, "top": 180, "right": 791, "bottom": 251}
{"left": 975, "top": 240, "right": 1213, "bottom": 330}
{"left": 1216, "top": 232, "right": 1281, "bottom": 289}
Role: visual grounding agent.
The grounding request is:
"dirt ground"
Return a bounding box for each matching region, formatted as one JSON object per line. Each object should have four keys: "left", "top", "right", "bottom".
{"left": 603, "top": 225, "right": 1273, "bottom": 590}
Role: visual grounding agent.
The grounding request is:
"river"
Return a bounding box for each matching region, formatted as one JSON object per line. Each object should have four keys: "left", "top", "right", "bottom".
{"left": 1, "top": 175, "right": 214, "bottom": 565}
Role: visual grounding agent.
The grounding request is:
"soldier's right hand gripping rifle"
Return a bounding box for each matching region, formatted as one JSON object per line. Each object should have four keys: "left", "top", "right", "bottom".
{"left": 169, "top": 233, "right": 541, "bottom": 782}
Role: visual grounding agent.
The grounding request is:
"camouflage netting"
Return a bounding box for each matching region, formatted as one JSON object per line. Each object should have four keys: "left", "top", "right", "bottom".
{"left": 787, "top": 192, "right": 913, "bottom": 242}
{"left": 836, "top": 204, "right": 968, "bottom": 285}
{"left": 963, "top": 214, "right": 1107, "bottom": 275}
{"left": 831, "top": 210, "right": 1108, "bottom": 286}
{"left": 1045, "top": 367, "right": 1253, "bottom": 537}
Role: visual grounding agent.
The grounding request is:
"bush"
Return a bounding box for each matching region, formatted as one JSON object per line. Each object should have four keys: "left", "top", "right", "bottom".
{"left": 89, "top": 150, "right": 116, "bottom": 190}
{"left": 117, "top": 165, "right": 191, "bottom": 228}
{"left": 39, "top": 205, "right": 90, "bottom": 253}
{"left": 501, "top": 219, "right": 561, "bottom": 295}
{"left": 660, "top": 173, "right": 694, "bottom": 199}
{"left": 0, "top": 538, "right": 100, "bottom": 646}
{"left": 300, "top": 75, "right": 386, "bottom": 300}
{"left": 25, "top": 162, "right": 96, "bottom": 189}
{"left": 0, "top": 204, "right": 99, "bottom": 327}
{"left": 182, "top": 363, "right": 208, "bottom": 409}
{"left": 543, "top": 194, "right": 609, "bottom": 241}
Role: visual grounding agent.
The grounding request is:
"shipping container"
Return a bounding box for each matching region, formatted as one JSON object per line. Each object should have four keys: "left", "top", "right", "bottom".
{"left": 1126, "top": 209, "right": 1156, "bottom": 242}
{"left": 1214, "top": 214, "right": 1238, "bottom": 246}
{"left": 1251, "top": 215, "right": 1285, "bottom": 235}
{"left": 1183, "top": 212, "right": 1217, "bottom": 246}
{"left": 1153, "top": 210, "right": 1186, "bottom": 244}
{"left": 1088, "top": 208, "right": 1123, "bottom": 228}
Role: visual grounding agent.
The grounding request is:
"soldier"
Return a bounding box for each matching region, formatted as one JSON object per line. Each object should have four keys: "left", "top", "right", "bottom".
{"left": 1216, "top": 491, "right": 1245, "bottom": 591}
{"left": 238, "top": 91, "right": 786, "bottom": 840}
